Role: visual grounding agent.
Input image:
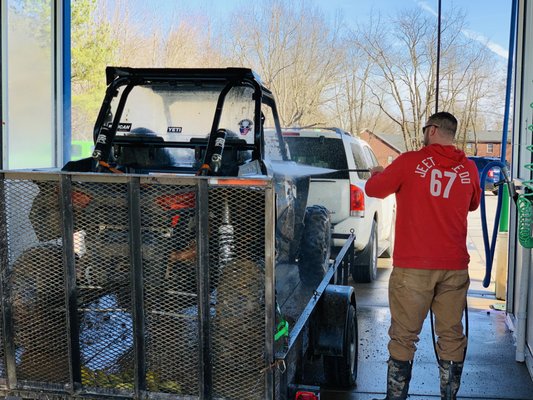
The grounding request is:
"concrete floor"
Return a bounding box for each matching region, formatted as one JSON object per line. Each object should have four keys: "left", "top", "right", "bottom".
{"left": 322, "top": 194, "right": 533, "bottom": 400}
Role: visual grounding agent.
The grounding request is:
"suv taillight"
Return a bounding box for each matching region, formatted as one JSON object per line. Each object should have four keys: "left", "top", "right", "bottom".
{"left": 350, "top": 184, "right": 365, "bottom": 217}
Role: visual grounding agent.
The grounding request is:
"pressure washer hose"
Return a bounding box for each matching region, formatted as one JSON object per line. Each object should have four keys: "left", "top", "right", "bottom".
{"left": 479, "top": 0, "right": 518, "bottom": 289}
{"left": 480, "top": 162, "right": 516, "bottom": 287}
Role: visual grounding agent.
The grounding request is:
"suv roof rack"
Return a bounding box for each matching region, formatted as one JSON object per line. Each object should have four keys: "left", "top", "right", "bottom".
{"left": 281, "top": 127, "right": 354, "bottom": 137}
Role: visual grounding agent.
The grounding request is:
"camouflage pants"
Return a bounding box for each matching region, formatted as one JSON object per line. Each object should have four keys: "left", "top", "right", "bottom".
{"left": 387, "top": 267, "right": 469, "bottom": 362}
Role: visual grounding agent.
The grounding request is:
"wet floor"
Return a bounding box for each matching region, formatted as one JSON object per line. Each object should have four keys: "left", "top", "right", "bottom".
{"left": 322, "top": 195, "right": 533, "bottom": 400}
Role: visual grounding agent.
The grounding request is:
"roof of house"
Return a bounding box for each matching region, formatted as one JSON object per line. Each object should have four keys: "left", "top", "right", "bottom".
{"left": 369, "top": 130, "right": 511, "bottom": 153}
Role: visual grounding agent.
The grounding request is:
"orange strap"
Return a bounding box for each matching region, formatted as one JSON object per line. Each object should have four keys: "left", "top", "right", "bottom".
{"left": 98, "top": 160, "right": 124, "bottom": 174}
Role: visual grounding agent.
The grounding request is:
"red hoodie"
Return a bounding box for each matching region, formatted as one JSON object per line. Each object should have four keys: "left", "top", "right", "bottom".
{"left": 366, "top": 144, "right": 481, "bottom": 270}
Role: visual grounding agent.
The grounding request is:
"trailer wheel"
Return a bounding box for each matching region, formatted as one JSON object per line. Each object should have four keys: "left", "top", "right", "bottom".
{"left": 323, "top": 302, "right": 358, "bottom": 388}
{"left": 352, "top": 219, "right": 378, "bottom": 283}
{"left": 298, "top": 205, "right": 331, "bottom": 286}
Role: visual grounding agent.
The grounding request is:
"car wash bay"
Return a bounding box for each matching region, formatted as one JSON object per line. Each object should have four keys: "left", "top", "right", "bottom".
{"left": 322, "top": 195, "right": 533, "bottom": 399}
{"left": 2, "top": 1, "right": 533, "bottom": 399}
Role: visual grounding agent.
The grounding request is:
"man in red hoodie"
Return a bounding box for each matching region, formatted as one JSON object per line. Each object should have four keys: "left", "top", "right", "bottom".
{"left": 366, "top": 112, "right": 481, "bottom": 400}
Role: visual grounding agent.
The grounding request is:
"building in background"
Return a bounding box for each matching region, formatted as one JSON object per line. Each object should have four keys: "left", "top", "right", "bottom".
{"left": 359, "top": 129, "right": 512, "bottom": 165}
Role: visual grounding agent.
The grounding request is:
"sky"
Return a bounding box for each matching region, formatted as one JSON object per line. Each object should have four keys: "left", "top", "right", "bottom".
{"left": 128, "top": 0, "right": 514, "bottom": 60}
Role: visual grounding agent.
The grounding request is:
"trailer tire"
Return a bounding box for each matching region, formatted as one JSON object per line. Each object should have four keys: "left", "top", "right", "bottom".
{"left": 298, "top": 205, "right": 331, "bottom": 286}
{"left": 323, "top": 302, "right": 358, "bottom": 388}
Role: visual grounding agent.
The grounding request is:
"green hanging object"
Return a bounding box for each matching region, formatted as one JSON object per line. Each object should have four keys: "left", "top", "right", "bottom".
{"left": 517, "top": 194, "right": 533, "bottom": 248}
{"left": 518, "top": 142, "right": 533, "bottom": 248}
{"left": 274, "top": 302, "right": 289, "bottom": 341}
{"left": 274, "top": 320, "right": 289, "bottom": 341}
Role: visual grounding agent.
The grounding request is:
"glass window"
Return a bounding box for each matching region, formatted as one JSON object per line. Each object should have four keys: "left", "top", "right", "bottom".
{"left": 351, "top": 143, "right": 371, "bottom": 179}
{"left": 284, "top": 137, "right": 348, "bottom": 179}
{"left": 5, "top": 1, "right": 55, "bottom": 169}
{"left": 111, "top": 83, "right": 256, "bottom": 144}
{"left": 364, "top": 146, "right": 379, "bottom": 167}
{"left": 263, "top": 105, "right": 287, "bottom": 162}
{"left": 487, "top": 143, "right": 494, "bottom": 153}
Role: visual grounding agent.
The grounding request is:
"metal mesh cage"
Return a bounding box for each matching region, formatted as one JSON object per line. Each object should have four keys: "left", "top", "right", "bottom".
{"left": 72, "top": 180, "right": 135, "bottom": 392}
{"left": 141, "top": 183, "right": 200, "bottom": 395}
{"left": 0, "top": 172, "right": 274, "bottom": 399}
{"left": 2, "top": 178, "right": 69, "bottom": 386}
{"left": 210, "top": 186, "right": 266, "bottom": 400}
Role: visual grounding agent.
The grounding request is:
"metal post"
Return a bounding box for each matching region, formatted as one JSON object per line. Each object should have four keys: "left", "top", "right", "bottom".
{"left": 500, "top": 184, "right": 510, "bottom": 232}
{"left": 128, "top": 177, "right": 146, "bottom": 394}
{"left": 61, "top": 0, "right": 71, "bottom": 165}
{"left": 196, "top": 179, "right": 212, "bottom": 399}
{"left": 0, "top": 174, "right": 16, "bottom": 388}
{"left": 264, "top": 182, "right": 275, "bottom": 399}
{"left": 60, "top": 174, "right": 82, "bottom": 390}
{"left": 495, "top": 184, "right": 510, "bottom": 300}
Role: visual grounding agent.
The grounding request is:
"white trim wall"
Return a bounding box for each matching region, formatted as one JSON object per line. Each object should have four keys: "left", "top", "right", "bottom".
{"left": 509, "top": 0, "right": 533, "bottom": 380}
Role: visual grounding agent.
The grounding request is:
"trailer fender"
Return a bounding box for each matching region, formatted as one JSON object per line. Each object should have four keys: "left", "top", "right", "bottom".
{"left": 311, "top": 284, "right": 356, "bottom": 356}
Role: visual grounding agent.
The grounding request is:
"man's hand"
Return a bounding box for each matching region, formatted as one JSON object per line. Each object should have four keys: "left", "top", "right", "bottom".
{"left": 370, "top": 166, "right": 384, "bottom": 175}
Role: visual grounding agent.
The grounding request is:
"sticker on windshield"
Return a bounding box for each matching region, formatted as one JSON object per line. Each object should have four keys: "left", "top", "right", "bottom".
{"left": 239, "top": 119, "right": 253, "bottom": 135}
{"left": 106, "top": 122, "right": 132, "bottom": 132}
{"left": 167, "top": 126, "right": 183, "bottom": 133}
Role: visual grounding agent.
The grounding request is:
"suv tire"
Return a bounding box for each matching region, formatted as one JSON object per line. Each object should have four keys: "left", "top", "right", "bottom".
{"left": 298, "top": 205, "right": 332, "bottom": 286}
{"left": 352, "top": 219, "right": 378, "bottom": 283}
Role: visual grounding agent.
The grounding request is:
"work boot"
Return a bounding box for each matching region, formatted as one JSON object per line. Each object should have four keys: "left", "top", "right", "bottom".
{"left": 439, "top": 360, "right": 463, "bottom": 400}
{"left": 373, "top": 358, "right": 413, "bottom": 400}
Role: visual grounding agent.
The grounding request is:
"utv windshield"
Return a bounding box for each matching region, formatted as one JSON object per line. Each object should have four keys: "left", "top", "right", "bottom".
{"left": 108, "top": 83, "right": 257, "bottom": 143}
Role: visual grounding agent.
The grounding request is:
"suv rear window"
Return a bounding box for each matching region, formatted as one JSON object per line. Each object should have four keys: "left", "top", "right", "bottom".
{"left": 284, "top": 137, "right": 349, "bottom": 179}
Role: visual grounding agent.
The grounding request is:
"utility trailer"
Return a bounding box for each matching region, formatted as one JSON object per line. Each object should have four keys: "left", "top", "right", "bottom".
{"left": 0, "top": 67, "right": 358, "bottom": 399}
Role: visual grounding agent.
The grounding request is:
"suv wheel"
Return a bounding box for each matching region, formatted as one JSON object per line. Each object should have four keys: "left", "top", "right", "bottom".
{"left": 352, "top": 220, "right": 378, "bottom": 283}
{"left": 298, "top": 205, "right": 332, "bottom": 286}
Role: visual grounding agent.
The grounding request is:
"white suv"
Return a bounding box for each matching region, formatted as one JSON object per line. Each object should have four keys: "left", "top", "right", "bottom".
{"left": 282, "top": 127, "right": 395, "bottom": 282}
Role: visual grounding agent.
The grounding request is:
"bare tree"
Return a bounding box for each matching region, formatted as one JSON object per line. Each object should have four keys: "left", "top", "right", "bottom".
{"left": 226, "top": 0, "right": 344, "bottom": 127}
{"left": 326, "top": 42, "right": 394, "bottom": 135}
{"left": 351, "top": 7, "right": 501, "bottom": 151}
{"left": 101, "top": 0, "right": 228, "bottom": 68}
{"left": 71, "top": 1, "right": 507, "bottom": 146}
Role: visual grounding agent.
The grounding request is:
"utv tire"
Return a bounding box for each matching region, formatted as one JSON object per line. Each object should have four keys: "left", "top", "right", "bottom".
{"left": 352, "top": 219, "right": 378, "bottom": 283}
{"left": 298, "top": 205, "right": 331, "bottom": 286}
{"left": 323, "top": 302, "right": 358, "bottom": 388}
